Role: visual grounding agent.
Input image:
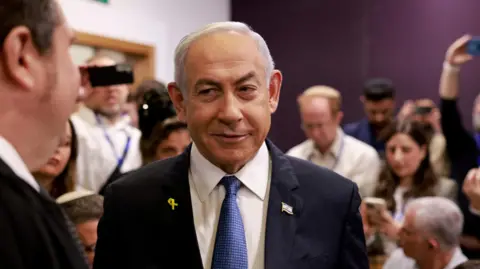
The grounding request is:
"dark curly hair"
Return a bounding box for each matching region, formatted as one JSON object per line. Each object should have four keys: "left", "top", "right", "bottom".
{"left": 374, "top": 120, "right": 438, "bottom": 212}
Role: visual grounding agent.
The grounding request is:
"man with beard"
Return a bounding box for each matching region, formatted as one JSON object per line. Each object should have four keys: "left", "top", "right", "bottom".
{"left": 71, "top": 56, "right": 142, "bottom": 194}
{"left": 344, "top": 78, "right": 396, "bottom": 158}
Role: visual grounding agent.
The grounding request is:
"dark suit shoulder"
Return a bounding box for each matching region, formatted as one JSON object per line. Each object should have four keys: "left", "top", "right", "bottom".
{"left": 112, "top": 157, "right": 181, "bottom": 190}
{"left": 285, "top": 155, "right": 357, "bottom": 201}
{"left": 343, "top": 120, "right": 362, "bottom": 136}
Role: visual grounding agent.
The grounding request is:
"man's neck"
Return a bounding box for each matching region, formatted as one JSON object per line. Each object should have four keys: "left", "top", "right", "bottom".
{"left": 0, "top": 118, "right": 52, "bottom": 171}
{"left": 417, "top": 249, "right": 455, "bottom": 269}
{"left": 315, "top": 140, "right": 335, "bottom": 155}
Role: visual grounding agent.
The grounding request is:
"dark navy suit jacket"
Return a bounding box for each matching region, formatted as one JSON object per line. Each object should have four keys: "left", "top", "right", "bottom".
{"left": 93, "top": 140, "right": 368, "bottom": 269}
{"left": 344, "top": 118, "right": 385, "bottom": 156}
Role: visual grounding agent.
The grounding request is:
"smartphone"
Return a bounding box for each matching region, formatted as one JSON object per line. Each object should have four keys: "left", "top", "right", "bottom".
{"left": 364, "top": 197, "right": 387, "bottom": 225}
{"left": 467, "top": 37, "right": 480, "bottom": 56}
{"left": 414, "top": 106, "right": 433, "bottom": 115}
{"left": 87, "top": 63, "right": 134, "bottom": 87}
{"left": 364, "top": 197, "right": 387, "bottom": 211}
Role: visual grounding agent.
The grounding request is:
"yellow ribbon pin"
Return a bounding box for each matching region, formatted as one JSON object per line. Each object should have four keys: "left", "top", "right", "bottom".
{"left": 168, "top": 198, "right": 178, "bottom": 210}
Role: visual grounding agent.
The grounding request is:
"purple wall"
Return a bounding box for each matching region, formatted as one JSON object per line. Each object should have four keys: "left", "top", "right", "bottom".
{"left": 232, "top": 0, "right": 480, "bottom": 151}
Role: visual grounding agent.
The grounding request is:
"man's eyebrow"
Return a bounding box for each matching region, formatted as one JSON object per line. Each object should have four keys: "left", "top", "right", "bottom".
{"left": 194, "top": 72, "right": 259, "bottom": 88}
{"left": 194, "top": 79, "right": 222, "bottom": 89}
{"left": 234, "top": 72, "right": 258, "bottom": 85}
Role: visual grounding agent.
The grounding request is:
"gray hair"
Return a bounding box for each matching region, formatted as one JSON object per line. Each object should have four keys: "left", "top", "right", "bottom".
{"left": 59, "top": 194, "right": 104, "bottom": 225}
{"left": 173, "top": 21, "right": 275, "bottom": 94}
{"left": 406, "top": 197, "right": 463, "bottom": 250}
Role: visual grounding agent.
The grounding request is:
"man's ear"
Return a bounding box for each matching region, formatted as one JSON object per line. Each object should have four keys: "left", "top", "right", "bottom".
{"left": 2, "top": 26, "right": 42, "bottom": 91}
{"left": 168, "top": 82, "right": 187, "bottom": 121}
{"left": 360, "top": 96, "right": 365, "bottom": 104}
{"left": 335, "top": 111, "right": 344, "bottom": 125}
{"left": 427, "top": 238, "right": 439, "bottom": 250}
{"left": 268, "top": 70, "right": 282, "bottom": 113}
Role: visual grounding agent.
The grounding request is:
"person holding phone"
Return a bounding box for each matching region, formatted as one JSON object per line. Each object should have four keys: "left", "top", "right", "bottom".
{"left": 397, "top": 99, "right": 451, "bottom": 178}
{"left": 439, "top": 35, "right": 480, "bottom": 258}
{"left": 361, "top": 120, "right": 457, "bottom": 255}
{"left": 71, "top": 56, "right": 142, "bottom": 194}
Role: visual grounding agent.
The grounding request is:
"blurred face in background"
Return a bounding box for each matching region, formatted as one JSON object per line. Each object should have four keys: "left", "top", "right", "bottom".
{"left": 84, "top": 57, "right": 129, "bottom": 119}
{"left": 386, "top": 133, "right": 426, "bottom": 179}
{"left": 76, "top": 219, "right": 99, "bottom": 268}
{"left": 34, "top": 122, "right": 72, "bottom": 178}
{"left": 155, "top": 128, "right": 191, "bottom": 161}
{"left": 363, "top": 98, "right": 395, "bottom": 130}
{"left": 411, "top": 99, "right": 439, "bottom": 136}
{"left": 398, "top": 209, "right": 429, "bottom": 261}
{"left": 299, "top": 97, "right": 342, "bottom": 152}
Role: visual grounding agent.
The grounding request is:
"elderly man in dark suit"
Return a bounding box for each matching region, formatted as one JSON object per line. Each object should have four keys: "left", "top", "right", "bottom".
{"left": 94, "top": 21, "right": 368, "bottom": 269}
{"left": 0, "top": 1, "right": 88, "bottom": 269}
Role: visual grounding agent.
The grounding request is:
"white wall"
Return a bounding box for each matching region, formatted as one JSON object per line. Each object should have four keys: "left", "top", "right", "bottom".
{"left": 59, "top": 0, "right": 230, "bottom": 82}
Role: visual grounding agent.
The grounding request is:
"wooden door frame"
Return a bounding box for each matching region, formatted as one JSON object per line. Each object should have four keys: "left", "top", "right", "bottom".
{"left": 73, "top": 31, "right": 155, "bottom": 92}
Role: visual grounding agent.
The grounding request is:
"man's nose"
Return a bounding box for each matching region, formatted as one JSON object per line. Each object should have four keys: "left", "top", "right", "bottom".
{"left": 218, "top": 92, "right": 243, "bottom": 124}
{"left": 374, "top": 113, "right": 385, "bottom": 123}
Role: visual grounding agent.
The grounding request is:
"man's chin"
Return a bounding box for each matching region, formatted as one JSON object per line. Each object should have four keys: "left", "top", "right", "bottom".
{"left": 97, "top": 108, "right": 120, "bottom": 118}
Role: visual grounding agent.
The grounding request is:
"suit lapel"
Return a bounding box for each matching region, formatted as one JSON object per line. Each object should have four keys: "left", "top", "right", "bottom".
{"left": 160, "top": 145, "right": 203, "bottom": 268}
{"left": 264, "top": 140, "right": 304, "bottom": 269}
{"left": 0, "top": 158, "right": 87, "bottom": 269}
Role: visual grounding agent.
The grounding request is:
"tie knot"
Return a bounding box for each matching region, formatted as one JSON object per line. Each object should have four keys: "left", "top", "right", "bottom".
{"left": 221, "top": 175, "right": 241, "bottom": 196}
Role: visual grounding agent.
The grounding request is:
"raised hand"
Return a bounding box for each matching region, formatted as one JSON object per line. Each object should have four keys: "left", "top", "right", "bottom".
{"left": 445, "top": 35, "right": 474, "bottom": 66}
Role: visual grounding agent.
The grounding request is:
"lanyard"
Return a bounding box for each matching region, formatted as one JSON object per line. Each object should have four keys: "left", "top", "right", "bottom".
{"left": 95, "top": 114, "right": 132, "bottom": 167}
{"left": 308, "top": 134, "right": 345, "bottom": 170}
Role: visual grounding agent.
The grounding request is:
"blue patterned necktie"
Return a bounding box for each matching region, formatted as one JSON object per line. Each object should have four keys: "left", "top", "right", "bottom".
{"left": 212, "top": 175, "right": 248, "bottom": 269}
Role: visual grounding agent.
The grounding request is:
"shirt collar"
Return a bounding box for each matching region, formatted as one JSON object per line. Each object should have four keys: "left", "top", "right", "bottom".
{"left": 190, "top": 142, "right": 270, "bottom": 202}
{"left": 0, "top": 136, "right": 40, "bottom": 192}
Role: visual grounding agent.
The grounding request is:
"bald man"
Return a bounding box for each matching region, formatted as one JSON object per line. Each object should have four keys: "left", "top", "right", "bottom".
{"left": 71, "top": 56, "right": 142, "bottom": 193}
{"left": 287, "top": 86, "right": 381, "bottom": 197}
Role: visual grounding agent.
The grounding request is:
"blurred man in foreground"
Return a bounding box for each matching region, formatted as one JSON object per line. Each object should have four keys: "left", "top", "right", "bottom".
{"left": 0, "top": 0, "right": 88, "bottom": 268}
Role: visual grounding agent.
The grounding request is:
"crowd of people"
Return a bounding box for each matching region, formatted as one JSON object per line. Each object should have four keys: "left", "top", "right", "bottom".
{"left": 2, "top": 1, "right": 480, "bottom": 269}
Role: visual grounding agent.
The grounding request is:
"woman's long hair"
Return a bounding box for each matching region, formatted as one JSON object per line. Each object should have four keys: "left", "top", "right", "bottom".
{"left": 374, "top": 120, "right": 438, "bottom": 212}
{"left": 50, "top": 120, "right": 78, "bottom": 198}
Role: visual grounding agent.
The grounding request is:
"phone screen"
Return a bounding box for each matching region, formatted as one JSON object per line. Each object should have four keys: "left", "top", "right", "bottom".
{"left": 467, "top": 38, "right": 480, "bottom": 56}
{"left": 415, "top": 106, "right": 433, "bottom": 115}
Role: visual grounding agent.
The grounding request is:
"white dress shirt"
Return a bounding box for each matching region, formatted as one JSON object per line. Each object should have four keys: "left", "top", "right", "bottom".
{"left": 0, "top": 136, "right": 39, "bottom": 192}
{"left": 71, "top": 106, "right": 142, "bottom": 192}
{"left": 383, "top": 247, "right": 467, "bottom": 269}
{"left": 287, "top": 128, "right": 381, "bottom": 197}
{"left": 189, "top": 142, "right": 270, "bottom": 269}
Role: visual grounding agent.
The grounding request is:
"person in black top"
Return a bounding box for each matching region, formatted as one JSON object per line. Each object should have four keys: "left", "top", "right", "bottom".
{"left": 439, "top": 34, "right": 480, "bottom": 258}
{"left": 0, "top": 1, "right": 89, "bottom": 268}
